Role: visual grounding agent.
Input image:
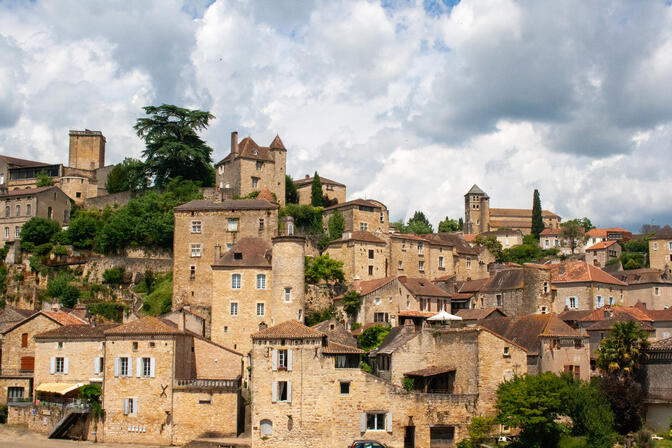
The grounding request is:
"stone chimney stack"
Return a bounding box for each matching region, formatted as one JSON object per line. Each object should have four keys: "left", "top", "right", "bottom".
{"left": 214, "top": 244, "right": 222, "bottom": 262}
{"left": 231, "top": 131, "right": 239, "bottom": 156}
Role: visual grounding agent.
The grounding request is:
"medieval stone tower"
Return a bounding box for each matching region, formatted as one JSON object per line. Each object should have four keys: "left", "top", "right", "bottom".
{"left": 464, "top": 184, "right": 490, "bottom": 235}
{"left": 271, "top": 217, "right": 306, "bottom": 324}
{"left": 68, "top": 129, "right": 106, "bottom": 170}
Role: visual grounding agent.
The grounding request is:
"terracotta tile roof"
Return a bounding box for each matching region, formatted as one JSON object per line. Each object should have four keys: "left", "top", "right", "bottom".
{"left": 559, "top": 310, "right": 593, "bottom": 321}
{"left": 334, "top": 276, "right": 396, "bottom": 300}
{"left": 404, "top": 366, "right": 456, "bottom": 377}
{"left": 463, "top": 234, "right": 476, "bottom": 242}
{"left": 213, "top": 237, "right": 272, "bottom": 268}
{"left": 373, "top": 326, "right": 420, "bottom": 355}
{"left": 585, "top": 241, "right": 618, "bottom": 251}
{"left": 0, "top": 186, "right": 59, "bottom": 198}
{"left": 615, "top": 269, "right": 672, "bottom": 285}
{"left": 216, "top": 137, "right": 275, "bottom": 165}
{"left": 580, "top": 306, "right": 653, "bottom": 323}
{"left": 0, "top": 155, "right": 52, "bottom": 168}
{"left": 256, "top": 188, "right": 275, "bottom": 202}
{"left": 174, "top": 199, "right": 278, "bottom": 212}
{"left": 639, "top": 308, "right": 672, "bottom": 322}
{"left": 586, "top": 228, "right": 632, "bottom": 239}
{"left": 311, "top": 320, "right": 358, "bottom": 347}
{"left": 294, "top": 175, "right": 345, "bottom": 187}
{"left": 42, "top": 311, "right": 88, "bottom": 326}
{"left": 252, "top": 320, "right": 325, "bottom": 340}
{"left": 399, "top": 276, "right": 451, "bottom": 298}
{"left": 322, "top": 341, "right": 365, "bottom": 355}
{"left": 550, "top": 261, "right": 626, "bottom": 286}
{"left": 452, "top": 292, "right": 475, "bottom": 300}
{"left": 104, "top": 316, "right": 183, "bottom": 336}
{"left": 0, "top": 307, "right": 38, "bottom": 333}
{"left": 651, "top": 226, "right": 672, "bottom": 240}
{"left": 433, "top": 274, "right": 456, "bottom": 282}
{"left": 269, "top": 135, "right": 286, "bottom": 150}
{"left": 585, "top": 314, "right": 655, "bottom": 332}
{"left": 390, "top": 233, "right": 430, "bottom": 242}
{"left": 35, "top": 324, "right": 119, "bottom": 340}
{"left": 457, "top": 277, "right": 490, "bottom": 293}
{"left": 397, "top": 310, "right": 435, "bottom": 318}
{"left": 455, "top": 308, "right": 506, "bottom": 321}
{"left": 648, "top": 337, "right": 672, "bottom": 351}
{"left": 427, "top": 233, "right": 476, "bottom": 254}
{"left": 489, "top": 208, "right": 560, "bottom": 218}
{"left": 489, "top": 219, "right": 534, "bottom": 229}
{"left": 323, "top": 198, "right": 384, "bottom": 212}
{"left": 329, "top": 230, "right": 386, "bottom": 245}
{"left": 482, "top": 268, "right": 524, "bottom": 292}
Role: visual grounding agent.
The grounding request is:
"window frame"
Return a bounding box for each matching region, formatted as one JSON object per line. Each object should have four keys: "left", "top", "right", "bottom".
{"left": 230, "top": 302, "right": 239, "bottom": 316}
{"left": 256, "top": 274, "right": 266, "bottom": 290}
{"left": 256, "top": 302, "right": 265, "bottom": 316}
{"left": 366, "top": 413, "right": 387, "bottom": 431}
{"left": 190, "top": 243, "right": 201, "bottom": 257}
{"left": 55, "top": 357, "right": 65, "bottom": 374}
{"left": 231, "top": 273, "right": 241, "bottom": 289}
{"left": 191, "top": 221, "right": 202, "bottom": 234}
{"left": 120, "top": 357, "right": 129, "bottom": 376}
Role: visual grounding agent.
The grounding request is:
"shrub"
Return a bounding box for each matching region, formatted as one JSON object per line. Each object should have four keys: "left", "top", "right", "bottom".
{"left": 305, "top": 255, "right": 345, "bottom": 284}
{"left": 358, "top": 324, "right": 391, "bottom": 351}
{"left": 20, "top": 217, "right": 61, "bottom": 245}
{"left": 102, "top": 267, "right": 125, "bottom": 285}
{"left": 402, "top": 377, "right": 415, "bottom": 391}
{"left": 359, "top": 361, "right": 372, "bottom": 374}
{"left": 141, "top": 273, "right": 173, "bottom": 316}
{"left": 342, "top": 291, "right": 362, "bottom": 318}
{"left": 66, "top": 211, "right": 102, "bottom": 250}
{"left": 52, "top": 245, "right": 68, "bottom": 256}
{"left": 87, "top": 302, "right": 126, "bottom": 322}
{"left": 46, "top": 274, "right": 80, "bottom": 308}
{"left": 304, "top": 305, "right": 337, "bottom": 326}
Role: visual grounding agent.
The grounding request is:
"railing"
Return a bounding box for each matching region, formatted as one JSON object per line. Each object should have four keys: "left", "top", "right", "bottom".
{"left": 175, "top": 378, "right": 241, "bottom": 391}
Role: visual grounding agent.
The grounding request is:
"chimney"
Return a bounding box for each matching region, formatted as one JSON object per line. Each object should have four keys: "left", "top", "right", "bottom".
{"left": 353, "top": 276, "right": 361, "bottom": 293}
{"left": 178, "top": 311, "right": 185, "bottom": 332}
{"left": 231, "top": 131, "right": 239, "bottom": 156}
{"left": 214, "top": 244, "right": 222, "bottom": 262}
{"left": 305, "top": 174, "right": 309, "bottom": 179}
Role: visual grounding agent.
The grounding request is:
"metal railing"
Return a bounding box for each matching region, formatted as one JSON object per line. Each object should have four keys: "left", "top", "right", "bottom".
{"left": 175, "top": 378, "right": 241, "bottom": 391}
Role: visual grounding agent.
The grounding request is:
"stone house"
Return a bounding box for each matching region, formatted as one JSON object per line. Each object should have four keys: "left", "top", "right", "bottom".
{"left": 251, "top": 320, "right": 513, "bottom": 448}
{"left": 426, "top": 232, "right": 493, "bottom": 281}
{"left": 215, "top": 132, "right": 287, "bottom": 206}
{"left": 650, "top": 226, "right": 672, "bottom": 271}
{"left": 452, "top": 277, "right": 490, "bottom": 312}
{"left": 210, "top": 233, "right": 305, "bottom": 358}
{"left": 539, "top": 228, "right": 585, "bottom": 255}
{"left": 101, "top": 316, "right": 243, "bottom": 445}
{"left": 0, "top": 307, "right": 37, "bottom": 333}
{"left": 586, "top": 227, "right": 633, "bottom": 246}
{"left": 388, "top": 233, "right": 448, "bottom": 280}
{"left": 0, "top": 186, "right": 71, "bottom": 242}
{"left": 0, "top": 311, "right": 86, "bottom": 404}
{"left": 550, "top": 261, "right": 627, "bottom": 313}
{"left": 172, "top": 197, "right": 279, "bottom": 331}
{"left": 294, "top": 174, "right": 346, "bottom": 206}
{"left": 454, "top": 308, "right": 507, "bottom": 326}
{"left": 612, "top": 268, "right": 672, "bottom": 309}
{"left": 479, "top": 229, "right": 523, "bottom": 249}
{"left": 479, "top": 314, "right": 590, "bottom": 380}
{"left": 643, "top": 337, "right": 672, "bottom": 431}
{"left": 324, "top": 231, "right": 388, "bottom": 283}
{"left": 585, "top": 241, "right": 621, "bottom": 268}
{"left": 475, "top": 264, "right": 553, "bottom": 316}
{"left": 322, "top": 198, "right": 390, "bottom": 234}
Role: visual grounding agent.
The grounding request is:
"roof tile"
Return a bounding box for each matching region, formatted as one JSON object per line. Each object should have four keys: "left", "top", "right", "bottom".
{"left": 251, "top": 320, "right": 325, "bottom": 339}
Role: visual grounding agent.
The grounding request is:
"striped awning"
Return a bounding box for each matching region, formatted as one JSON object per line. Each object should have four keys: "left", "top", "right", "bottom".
{"left": 35, "top": 382, "right": 87, "bottom": 395}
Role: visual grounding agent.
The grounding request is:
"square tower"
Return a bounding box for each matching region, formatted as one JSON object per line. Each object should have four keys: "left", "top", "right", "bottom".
{"left": 464, "top": 184, "right": 489, "bottom": 235}
{"left": 68, "top": 129, "right": 106, "bottom": 170}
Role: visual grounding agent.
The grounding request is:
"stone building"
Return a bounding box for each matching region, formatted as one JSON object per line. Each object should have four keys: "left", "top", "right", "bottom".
{"left": 294, "top": 174, "right": 346, "bottom": 205}
{"left": 650, "top": 226, "right": 672, "bottom": 271}
{"left": 215, "top": 132, "right": 287, "bottom": 206}
{"left": 550, "top": 261, "right": 627, "bottom": 313}
{"left": 325, "top": 231, "right": 388, "bottom": 283}
{"left": 585, "top": 241, "right": 621, "bottom": 268}
{"left": 0, "top": 186, "right": 71, "bottom": 242}
{"left": 101, "top": 316, "right": 243, "bottom": 445}
{"left": 479, "top": 229, "right": 524, "bottom": 249}
{"left": 586, "top": 227, "right": 633, "bottom": 246}
{"left": 614, "top": 268, "right": 672, "bottom": 309}
{"left": 479, "top": 314, "right": 590, "bottom": 380}
{"left": 539, "top": 228, "right": 586, "bottom": 255}
{"left": 474, "top": 264, "right": 553, "bottom": 316}
{"left": 426, "top": 233, "right": 493, "bottom": 281}
{"left": 643, "top": 337, "right": 672, "bottom": 431}
{"left": 454, "top": 308, "right": 506, "bottom": 326}
{"left": 172, "top": 198, "right": 279, "bottom": 331}
{"left": 0, "top": 311, "right": 86, "bottom": 404}
{"left": 322, "top": 198, "right": 390, "bottom": 234}
{"left": 464, "top": 184, "right": 561, "bottom": 235}
{"left": 251, "top": 320, "right": 517, "bottom": 448}
{"left": 210, "top": 232, "right": 305, "bottom": 357}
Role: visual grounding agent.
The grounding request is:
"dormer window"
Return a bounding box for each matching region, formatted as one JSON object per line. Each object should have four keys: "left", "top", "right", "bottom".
{"left": 253, "top": 149, "right": 258, "bottom": 156}
{"left": 234, "top": 252, "right": 243, "bottom": 260}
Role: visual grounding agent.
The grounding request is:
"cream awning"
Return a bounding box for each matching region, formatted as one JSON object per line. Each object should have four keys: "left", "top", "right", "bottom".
{"left": 35, "top": 382, "right": 87, "bottom": 395}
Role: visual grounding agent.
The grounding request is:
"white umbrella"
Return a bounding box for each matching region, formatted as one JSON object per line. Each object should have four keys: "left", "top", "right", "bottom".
{"left": 427, "top": 310, "right": 462, "bottom": 321}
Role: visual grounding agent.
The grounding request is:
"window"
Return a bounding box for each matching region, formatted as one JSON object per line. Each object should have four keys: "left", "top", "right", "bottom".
{"left": 273, "top": 381, "right": 290, "bottom": 402}
{"left": 438, "top": 256, "right": 444, "bottom": 268}
{"left": 123, "top": 398, "right": 137, "bottom": 416}
{"left": 430, "top": 426, "right": 455, "bottom": 445}
{"left": 257, "top": 274, "right": 266, "bottom": 289}
{"left": 191, "top": 221, "right": 202, "bottom": 233}
{"left": 20, "top": 356, "right": 34, "bottom": 371}
{"left": 14, "top": 226, "right": 20, "bottom": 238}
{"left": 503, "top": 347, "right": 510, "bottom": 357}
{"left": 655, "top": 287, "right": 660, "bottom": 296}
{"left": 669, "top": 241, "right": 672, "bottom": 250}
{"left": 190, "top": 266, "right": 196, "bottom": 280}
{"left": 466, "top": 257, "right": 472, "bottom": 269}
{"left": 568, "top": 297, "right": 578, "bottom": 309}
{"left": 335, "top": 355, "right": 359, "bottom": 368}
{"left": 21, "top": 333, "right": 28, "bottom": 347}
{"left": 252, "top": 177, "right": 259, "bottom": 189}
{"left": 544, "top": 239, "right": 550, "bottom": 248}
{"left": 374, "top": 312, "right": 389, "bottom": 323}
{"left": 57, "top": 341, "right": 63, "bottom": 349}
{"left": 608, "top": 296, "right": 615, "bottom": 306}
{"left": 119, "top": 357, "right": 129, "bottom": 376}
{"left": 653, "top": 242, "right": 659, "bottom": 250}
{"left": 543, "top": 282, "right": 549, "bottom": 294}
{"left": 228, "top": 218, "right": 239, "bottom": 232}
{"left": 256, "top": 161, "right": 263, "bottom": 171}
{"left": 132, "top": 341, "right": 138, "bottom": 351}
{"left": 595, "top": 295, "right": 604, "bottom": 308}
{"left": 496, "top": 294, "right": 502, "bottom": 307}
{"left": 55, "top": 357, "right": 65, "bottom": 373}
{"left": 418, "top": 243, "right": 423, "bottom": 255}
{"left": 230, "top": 302, "right": 238, "bottom": 316}
{"left": 47, "top": 206, "right": 52, "bottom": 219}
{"left": 15, "top": 205, "right": 20, "bottom": 216}
{"left": 368, "top": 249, "right": 374, "bottom": 259}
{"left": 4, "top": 206, "right": 8, "bottom": 217}
{"left": 379, "top": 212, "right": 384, "bottom": 223}
{"left": 418, "top": 261, "right": 424, "bottom": 272}
{"left": 360, "top": 222, "right": 368, "bottom": 231}
{"left": 368, "top": 266, "right": 374, "bottom": 275}
{"left": 4, "top": 227, "right": 8, "bottom": 239}
{"left": 377, "top": 355, "right": 390, "bottom": 371}
{"left": 260, "top": 419, "right": 273, "bottom": 436}
{"left": 398, "top": 261, "right": 403, "bottom": 270}
{"left": 232, "top": 274, "right": 241, "bottom": 289}
{"left": 366, "top": 413, "right": 387, "bottom": 431}
{"left": 284, "top": 287, "right": 292, "bottom": 302}
{"left": 26, "top": 204, "right": 31, "bottom": 216}
{"left": 7, "top": 387, "right": 24, "bottom": 402}
{"left": 401, "top": 242, "right": 406, "bottom": 252}
{"left": 256, "top": 303, "right": 265, "bottom": 316}
{"left": 141, "top": 357, "right": 152, "bottom": 377}
{"left": 278, "top": 349, "right": 288, "bottom": 370}
{"left": 190, "top": 244, "right": 201, "bottom": 257}
{"left": 259, "top": 218, "right": 264, "bottom": 231}
{"left": 340, "top": 381, "right": 350, "bottom": 395}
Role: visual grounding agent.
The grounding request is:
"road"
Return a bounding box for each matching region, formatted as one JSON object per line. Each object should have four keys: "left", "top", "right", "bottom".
{"left": 0, "top": 425, "right": 163, "bottom": 448}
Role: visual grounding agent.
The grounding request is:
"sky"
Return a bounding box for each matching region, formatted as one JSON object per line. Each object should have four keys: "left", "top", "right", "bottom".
{"left": 1, "top": 0, "right": 671, "bottom": 232}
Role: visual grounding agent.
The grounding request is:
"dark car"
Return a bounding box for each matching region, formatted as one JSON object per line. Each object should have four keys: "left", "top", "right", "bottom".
{"left": 349, "top": 441, "right": 387, "bottom": 448}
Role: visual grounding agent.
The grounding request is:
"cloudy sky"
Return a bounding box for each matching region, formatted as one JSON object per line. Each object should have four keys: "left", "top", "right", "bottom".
{"left": 1, "top": 0, "right": 671, "bottom": 231}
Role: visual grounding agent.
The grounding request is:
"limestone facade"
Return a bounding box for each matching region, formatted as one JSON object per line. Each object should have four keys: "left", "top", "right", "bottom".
{"left": 33, "top": 336, "right": 106, "bottom": 393}
{"left": 0, "top": 186, "right": 71, "bottom": 242}
{"left": 325, "top": 231, "right": 388, "bottom": 283}
{"left": 322, "top": 199, "right": 389, "bottom": 234}
{"left": 650, "top": 227, "right": 672, "bottom": 271}
{"left": 585, "top": 241, "right": 621, "bottom": 268}
{"left": 294, "top": 174, "right": 346, "bottom": 205}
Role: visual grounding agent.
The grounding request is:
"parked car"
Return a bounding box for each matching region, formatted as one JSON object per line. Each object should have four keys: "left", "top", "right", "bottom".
{"left": 349, "top": 441, "right": 387, "bottom": 448}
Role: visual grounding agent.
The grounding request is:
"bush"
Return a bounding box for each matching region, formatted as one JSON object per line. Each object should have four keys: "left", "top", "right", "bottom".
{"left": 66, "top": 211, "right": 102, "bottom": 250}
{"left": 46, "top": 274, "right": 80, "bottom": 308}
{"left": 52, "top": 245, "right": 68, "bottom": 256}
{"left": 87, "top": 302, "right": 126, "bottom": 322}
{"left": 141, "top": 273, "right": 173, "bottom": 316}
{"left": 0, "top": 265, "right": 8, "bottom": 295}
{"left": 305, "top": 255, "right": 345, "bottom": 284}
{"left": 358, "top": 324, "right": 391, "bottom": 351}
{"left": 102, "top": 267, "right": 125, "bottom": 285}
{"left": 0, "top": 404, "right": 7, "bottom": 423}
{"left": 304, "top": 305, "right": 337, "bottom": 326}
{"left": 402, "top": 377, "right": 415, "bottom": 391}
{"left": 279, "top": 204, "right": 323, "bottom": 234}
{"left": 359, "top": 361, "right": 372, "bottom": 374}
{"left": 20, "top": 217, "right": 61, "bottom": 246}
{"left": 342, "top": 291, "right": 362, "bottom": 318}
{"left": 34, "top": 242, "right": 53, "bottom": 256}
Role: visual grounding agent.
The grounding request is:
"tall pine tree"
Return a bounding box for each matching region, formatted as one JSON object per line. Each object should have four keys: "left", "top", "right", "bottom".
{"left": 310, "top": 172, "right": 323, "bottom": 207}
{"left": 531, "top": 189, "right": 545, "bottom": 239}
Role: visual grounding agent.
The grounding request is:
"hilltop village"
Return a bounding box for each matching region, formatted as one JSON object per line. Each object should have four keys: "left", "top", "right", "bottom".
{"left": 1, "top": 129, "right": 672, "bottom": 447}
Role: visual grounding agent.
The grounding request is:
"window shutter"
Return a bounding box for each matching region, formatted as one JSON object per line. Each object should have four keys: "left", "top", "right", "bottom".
{"left": 271, "top": 349, "right": 277, "bottom": 371}
{"left": 271, "top": 381, "right": 277, "bottom": 402}
{"left": 595, "top": 296, "right": 598, "bottom": 308}
{"left": 565, "top": 298, "right": 570, "bottom": 308}
{"left": 575, "top": 365, "right": 580, "bottom": 379}
{"left": 386, "top": 412, "right": 392, "bottom": 433}
{"left": 150, "top": 358, "right": 156, "bottom": 378}
{"left": 564, "top": 365, "right": 570, "bottom": 374}
{"left": 114, "top": 358, "right": 119, "bottom": 377}
{"left": 287, "top": 350, "right": 293, "bottom": 372}
{"left": 64, "top": 358, "right": 69, "bottom": 374}
{"left": 287, "top": 381, "right": 292, "bottom": 403}
{"left": 133, "top": 398, "right": 138, "bottom": 415}
{"left": 123, "top": 398, "right": 129, "bottom": 415}
{"left": 94, "top": 358, "right": 99, "bottom": 375}
{"left": 50, "top": 357, "right": 56, "bottom": 374}
{"left": 360, "top": 413, "right": 366, "bottom": 433}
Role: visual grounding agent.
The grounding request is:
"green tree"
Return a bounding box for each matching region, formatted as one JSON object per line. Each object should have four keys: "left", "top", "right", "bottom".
{"left": 46, "top": 274, "right": 80, "bottom": 308}
{"left": 564, "top": 378, "right": 614, "bottom": 448}
{"left": 105, "top": 158, "right": 149, "bottom": 193}
{"left": 531, "top": 189, "right": 544, "bottom": 239}
{"left": 20, "top": 217, "right": 61, "bottom": 246}
{"left": 310, "top": 172, "right": 323, "bottom": 207}
{"left": 341, "top": 291, "right": 361, "bottom": 318}
{"left": 456, "top": 416, "right": 497, "bottom": 448}
{"left": 102, "top": 267, "right": 125, "bottom": 284}
{"left": 134, "top": 104, "right": 215, "bottom": 187}
{"left": 36, "top": 170, "right": 54, "bottom": 187}
{"left": 390, "top": 220, "right": 407, "bottom": 233}
{"left": 279, "top": 204, "right": 323, "bottom": 234}
{"left": 596, "top": 321, "right": 649, "bottom": 376}
{"left": 305, "top": 255, "right": 345, "bottom": 285}
{"left": 458, "top": 217, "right": 464, "bottom": 231}
{"left": 598, "top": 374, "right": 645, "bottom": 434}
{"left": 358, "top": 324, "right": 390, "bottom": 351}
{"left": 66, "top": 210, "right": 102, "bottom": 250}
{"left": 285, "top": 175, "right": 298, "bottom": 204}
{"left": 495, "top": 372, "right": 569, "bottom": 448}
{"left": 80, "top": 384, "right": 104, "bottom": 441}
{"left": 407, "top": 211, "right": 433, "bottom": 234}
{"left": 560, "top": 219, "right": 587, "bottom": 253}
{"left": 474, "top": 234, "right": 503, "bottom": 262}
{"left": 438, "top": 217, "right": 460, "bottom": 232}
{"left": 328, "top": 211, "right": 345, "bottom": 239}
{"left": 579, "top": 217, "right": 594, "bottom": 231}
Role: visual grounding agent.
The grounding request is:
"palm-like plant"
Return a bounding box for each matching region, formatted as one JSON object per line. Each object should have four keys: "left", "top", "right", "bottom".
{"left": 596, "top": 321, "right": 650, "bottom": 376}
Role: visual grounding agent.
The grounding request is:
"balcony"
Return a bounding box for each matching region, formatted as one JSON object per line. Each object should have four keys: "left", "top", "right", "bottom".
{"left": 174, "top": 378, "right": 241, "bottom": 392}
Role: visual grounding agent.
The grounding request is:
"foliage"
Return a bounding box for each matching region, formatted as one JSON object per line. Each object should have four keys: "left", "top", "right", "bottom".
{"left": 402, "top": 377, "right": 415, "bottom": 391}
{"left": 304, "top": 305, "right": 337, "bottom": 326}
{"left": 327, "top": 211, "right": 345, "bottom": 240}
{"left": 501, "top": 242, "right": 558, "bottom": 264}
{"left": 305, "top": 255, "right": 345, "bottom": 284}
{"left": 0, "top": 265, "right": 8, "bottom": 296}
{"left": 134, "top": 104, "right": 215, "bottom": 187}
{"left": 66, "top": 210, "right": 103, "bottom": 250}
{"left": 596, "top": 321, "right": 649, "bottom": 375}
{"left": 531, "top": 189, "right": 545, "bottom": 239}
{"left": 558, "top": 436, "right": 588, "bottom": 448}
{"left": 279, "top": 204, "right": 323, "bottom": 234}
{"left": 456, "top": 416, "right": 497, "bottom": 448}
{"left": 80, "top": 384, "right": 104, "bottom": 422}
{"left": 350, "top": 322, "right": 361, "bottom": 331}
{"left": 141, "top": 272, "right": 173, "bottom": 316}
{"left": 87, "top": 302, "right": 126, "bottom": 322}
{"left": 634, "top": 429, "right": 653, "bottom": 448}
{"left": 341, "top": 291, "right": 362, "bottom": 318}
{"left": 560, "top": 219, "right": 587, "bottom": 252}
{"left": 474, "top": 234, "right": 504, "bottom": 262}
{"left": 36, "top": 170, "right": 54, "bottom": 187}
{"left": 438, "top": 216, "right": 461, "bottom": 232}
{"left": 407, "top": 211, "right": 433, "bottom": 234}
{"left": 622, "top": 252, "right": 646, "bottom": 270}
{"left": 495, "top": 372, "right": 569, "bottom": 448}
{"left": 285, "top": 175, "right": 299, "bottom": 204}
{"left": 105, "top": 158, "right": 149, "bottom": 193}
{"left": 458, "top": 217, "right": 464, "bottom": 230}
{"left": 310, "top": 172, "right": 323, "bottom": 207}
{"left": 46, "top": 274, "right": 81, "bottom": 308}
{"left": 52, "top": 245, "right": 68, "bottom": 256}
{"left": 390, "top": 219, "right": 407, "bottom": 233}
{"left": 564, "top": 378, "right": 614, "bottom": 448}
{"left": 0, "top": 242, "right": 9, "bottom": 261}
{"left": 358, "top": 324, "right": 390, "bottom": 351}
{"left": 102, "top": 267, "right": 125, "bottom": 285}
{"left": 20, "top": 217, "right": 61, "bottom": 246}
{"left": 359, "top": 361, "right": 372, "bottom": 374}
{"left": 0, "top": 404, "right": 6, "bottom": 423}
{"left": 598, "top": 373, "right": 645, "bottom": 434}
{"left": 578, "top": 217, "right": 594, "bottom": 231}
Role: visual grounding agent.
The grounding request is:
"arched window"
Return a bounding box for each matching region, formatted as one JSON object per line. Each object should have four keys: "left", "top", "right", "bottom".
{"left": 260, "top": 419, "right": 273, "bottom": 436}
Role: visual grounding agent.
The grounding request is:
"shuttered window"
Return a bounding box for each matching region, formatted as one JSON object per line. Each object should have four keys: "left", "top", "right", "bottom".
{"left": 20, "top": 356, "right": 34, "bottom": 371}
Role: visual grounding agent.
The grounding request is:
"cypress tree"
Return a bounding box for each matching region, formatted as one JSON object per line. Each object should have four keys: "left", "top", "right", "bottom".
{"left": 531, "top": 189, "right": 544, "bottom": 239}
{"left": 311, "top": 172, "right": 323, "bottom": 207}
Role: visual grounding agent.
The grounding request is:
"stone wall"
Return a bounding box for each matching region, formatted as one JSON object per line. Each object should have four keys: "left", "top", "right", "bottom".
{"left": 538, "top": 337, "right": 590, "bottom": 381}
{"left": 1, "top": 314, "right": 61, "bottom": 376}
{"left": 34, "top": 338, "right": 105, "bottom": 396}
{"left": 304, "top": 284, "right": 339, "bottom": 314}
{"left": 624, "top": 283, "right": 672, "bottom": 309}
{"left": 8, "top": 403, "right": 96, "bottom": 439}
{"left": 522, "top": 264, "right": 553, "bottom": 314}
{"left": 651, "top": 238, "right": 672, "bottom": 271}
{"left": 82, "top": 256, "right": 172, "bottom": 284}
{"left": 325, "top": 239, "right": 388, "bottom": 284}
{"left": 83, "top": 190, "right": 134, "bottom": 210}
{"left": 297, "top": 183, "right": 346, "bottom": 206}
{"left": 172, "top": 389, "right": 240, "bottom": 444}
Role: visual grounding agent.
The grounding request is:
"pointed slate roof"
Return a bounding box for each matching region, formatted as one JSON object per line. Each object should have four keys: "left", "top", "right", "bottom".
{"left": 269, "top": 135, "right": 286, "bottom": 150}
{"left": 466, "top": 184, "right": 488, "bottom": 197}
{"left": 251, "top": 320, "right": 325, "bottom": 340}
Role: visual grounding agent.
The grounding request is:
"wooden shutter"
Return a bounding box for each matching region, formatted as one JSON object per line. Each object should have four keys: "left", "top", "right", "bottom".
{"left": 563, "top": 365, "right": 571, "bottom": 374}
{"left": 565, "top": 298, "right": 570, "bottom": 308}
{"left": 287, "top": 350, "right": 293, "bottom": 372}
{"left": 50, "top": 357, "right": 56, "bottom": 374}
{"left": 271, "top": 381, "right": 277, "bottom": 402}
{"left": 386, "top": 412, "right": 393, "bottom": 432}
{"left": 287, "top": 381, "right": 292, "bottom": 403}
{"left": 114, "top": 358, "right": 119, "bottom": 377}
{"left": 360, "top": 413, "right": 366, "bottom": 433}
{"left": 64, "top": 358, "right": 69, "bottom": 374}
{"left": 123, "top": 398, "right": 129, "bottom": 415}
{"left": 133, "top": 398, "right": 138, "bottom": 415}
{"left": 150, "top": 358, "right": 156, "bottom": 378}
{"left": 136, "top": 358, "right": 142, "bottom": 377}
{"left": 20, "top": 356, "right": 34, "bottom": 371}
{"left": 574, "top": 365, "right": 580, "bottom": 380}
{"left": 271, "top": 349, "right": 277, "bottom": 371}
{"left": 21, "top": 333, "right": 28, "bottom": 347}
